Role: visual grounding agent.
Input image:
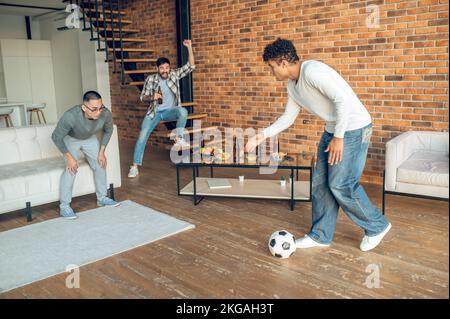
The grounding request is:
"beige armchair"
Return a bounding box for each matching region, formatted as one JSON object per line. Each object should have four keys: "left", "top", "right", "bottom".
{"left": 383, "top": 131, "right": 449, "bottom": 213}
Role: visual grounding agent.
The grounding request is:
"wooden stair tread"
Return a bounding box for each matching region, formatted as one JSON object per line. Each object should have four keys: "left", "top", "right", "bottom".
{"left": 93, "top": 27, "right": 139, "bottom": 33}
{"left": 124, "top": 81, "right": 144, "bottom": 86}
{"left": 108, "top": 48, "right": 154, "bottom": 52}
{"left": 63, "top": 0, "right": 115, "bottom": 1}
{"left": 104, "top": 38, "right": 147, "bottom": 42}
{"left": 94, "top": 18, "right": 132, "bottom": 24}
{"left": 124, "top": 69, "right": 157, "bottom": 74}
{"left": 85, "top": 9, "right": 126, "bottom": 15}
{"left": 153, "top": 126, "right": 218, "bottom": 138}
{"left": 63, "top": 0, "right": 121, "bottom": 3}
{"left": 160, "top": 113, "right": 207, "bottom": 124}
{"left": 180, "top": 102, "right": 197, "bottom": 107}
{"left": 124, "top": 80, "right": 200, "bottom": 86}
{"left": 114, "top": 58, "right": 156, "bottom": 63}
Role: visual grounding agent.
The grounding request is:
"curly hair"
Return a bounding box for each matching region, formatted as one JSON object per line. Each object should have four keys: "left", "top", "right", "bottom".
{"left": 262, "top": 38, "right": 299, "bottom": 64}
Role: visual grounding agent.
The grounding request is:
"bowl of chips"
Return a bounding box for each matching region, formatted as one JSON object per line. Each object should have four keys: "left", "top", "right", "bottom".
{"left": 270, "top": 152, "right": 287, "bottom": 162}
{"left": 247, "top": 154, "right": 257, "bottom": 163}
{"left": 216, "top": 152, "right": 231, "bottom": 161}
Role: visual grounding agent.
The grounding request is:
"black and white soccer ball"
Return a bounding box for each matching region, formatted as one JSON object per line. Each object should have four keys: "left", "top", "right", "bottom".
{"left": 268, "top": 230, "right": 296, "bottom": 259}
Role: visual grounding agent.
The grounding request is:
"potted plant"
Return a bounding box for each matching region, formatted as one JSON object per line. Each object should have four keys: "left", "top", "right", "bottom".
{"left": 280, "top": 176, "right": 286, "bottom": 187}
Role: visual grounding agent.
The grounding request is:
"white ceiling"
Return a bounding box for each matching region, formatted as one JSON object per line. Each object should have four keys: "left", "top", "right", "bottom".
{"left": 0, "top": 1, "right": 65, "bottom": 17}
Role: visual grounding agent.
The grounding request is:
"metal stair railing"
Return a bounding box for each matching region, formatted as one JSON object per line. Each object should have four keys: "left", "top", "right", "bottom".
{"left": 117, "top": 0, "right": 125, "bottom": 84}
{"left": 94, "top": 0, "right": 101, "bottom": 49}
{"left": 101, "top": 0, "right": 108, "bottom": 61}
{"left": 108, "top": 0, "right": 117, "bottom": 74}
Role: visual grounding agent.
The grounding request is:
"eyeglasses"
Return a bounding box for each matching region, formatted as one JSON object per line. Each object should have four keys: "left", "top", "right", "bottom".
{"left": 83, "top": 104, "right": 106, "bottom": 113}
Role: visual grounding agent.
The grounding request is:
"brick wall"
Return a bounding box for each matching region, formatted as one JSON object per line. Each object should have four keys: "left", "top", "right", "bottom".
{"left": 111, "top": 0, "right": 449, "bottom": 184}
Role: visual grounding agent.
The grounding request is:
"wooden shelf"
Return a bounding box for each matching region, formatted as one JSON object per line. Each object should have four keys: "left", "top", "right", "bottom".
{"left": 112, "top": 48, "right": 155, "bottom": 53}
{"left": 104, "top": 38, "right": 147, "bottom": 43}
{"left": 92, "top": 27, "right": 139, "bottom": 33}
{"left": 160, "top": 113, "right": 207, "bottom": 124}
{"left": 180, "top": 178, "right": 310, "bottom": 200}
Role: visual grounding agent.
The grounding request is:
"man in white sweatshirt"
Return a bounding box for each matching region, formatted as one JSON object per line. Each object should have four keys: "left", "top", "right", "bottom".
{"left": 246, "top": 38, "right": 391, "bottom": 252}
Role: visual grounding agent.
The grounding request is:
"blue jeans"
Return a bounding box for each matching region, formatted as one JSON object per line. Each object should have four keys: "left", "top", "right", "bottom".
{"left": 133, "top": 107, "right": 188, "bottom": 165}
{"left": 308, "top": 124, "right": 390, "bottom": 244}
{"left": 60, "top": 135, "right": 107, "bottom": 209}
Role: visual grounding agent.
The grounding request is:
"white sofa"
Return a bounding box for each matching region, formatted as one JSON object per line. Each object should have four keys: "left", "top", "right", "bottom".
{"left": 383, "top": 131, "right": 449, "bottom": 213}
{"left": 0, "top": 124, "right": 122, "bottom": 218}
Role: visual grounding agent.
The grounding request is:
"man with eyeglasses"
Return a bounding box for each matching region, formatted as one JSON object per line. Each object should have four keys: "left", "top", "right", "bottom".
{"left": 51, "top": 91, "right": 119, "bottom": 219}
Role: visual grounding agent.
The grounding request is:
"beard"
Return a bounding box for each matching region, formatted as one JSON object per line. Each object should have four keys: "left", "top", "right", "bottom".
{"left": 160, "top": 72, "right": 169, "bottom": 79}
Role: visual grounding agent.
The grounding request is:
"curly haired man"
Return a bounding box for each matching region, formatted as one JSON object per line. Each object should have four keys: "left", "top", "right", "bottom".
{"left": 246, "top": 38, "right": 391, "bottom": 252}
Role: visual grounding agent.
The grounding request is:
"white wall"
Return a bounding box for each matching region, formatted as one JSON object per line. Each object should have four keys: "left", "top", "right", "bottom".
{"left": 0, "top": 14, "right": 40, "bottom": 40}
{"left": 0, "top": 50, "right": 6, "bottom": 98}
{"left": 0, "top": 15, "right": 41, "bottom": 101}
{"left": 0, "top": 39, "right": 59, "bottom": 125}
{"left": 40, "top": 18, "right": 111, "bottom": 117}
{"left": 40, "top": 18, "right": 83, "bottom": 117}
{"left": 78, "top": 30, "right": 112, "bottom": 110}
{"left": 0, "top": 14, "right": 112, "bottom": 120}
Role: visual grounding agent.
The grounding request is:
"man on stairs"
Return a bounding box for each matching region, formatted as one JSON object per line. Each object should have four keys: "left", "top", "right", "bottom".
{"left": 128, "top": 39, "right": 195, "bottom": 178}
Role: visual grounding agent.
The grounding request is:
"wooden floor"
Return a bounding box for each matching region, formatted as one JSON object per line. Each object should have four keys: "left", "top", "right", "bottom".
{"left": 1, "top": 141, "right": 448, "bottom": 299}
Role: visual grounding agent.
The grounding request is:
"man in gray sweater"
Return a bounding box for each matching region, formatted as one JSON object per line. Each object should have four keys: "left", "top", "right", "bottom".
{"left": 52, "top": 91, "right": 119, "bottom": 219}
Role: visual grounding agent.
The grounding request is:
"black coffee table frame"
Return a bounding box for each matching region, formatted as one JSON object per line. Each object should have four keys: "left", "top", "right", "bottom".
{"left": 176, "top": 160, "right": 313, "bottom": 211}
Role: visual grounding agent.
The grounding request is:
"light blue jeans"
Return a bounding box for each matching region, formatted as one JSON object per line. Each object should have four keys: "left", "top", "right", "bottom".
{"left": 133, "top": 106, "right": 188, "bottom": 165}
{"left": 308, "top": 124, "right": 390, "bottom": 244}
{"left": 60, "top": 135, "right": 107, "bottom": 209}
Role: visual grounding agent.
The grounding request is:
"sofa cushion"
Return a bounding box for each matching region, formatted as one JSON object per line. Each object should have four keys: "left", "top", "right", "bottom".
{"left": 397, "top": 151, "right": 449, "bottom": 187}
{"left": 0, "top": 124, "right": 121, "bottom": 214}
{"left": 0, "top": 128, "right": 22, "bottom": 166}
{"left": 0, "top": 125, "right": 61, "bottom": 166}
{"left": 0, "top": 156, "right": 92, "bottom": 201}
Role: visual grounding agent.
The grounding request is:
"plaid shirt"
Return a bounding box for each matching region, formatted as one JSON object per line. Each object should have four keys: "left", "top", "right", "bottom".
{"left": 140, "top": 62, "right": 196, "bottom": 118}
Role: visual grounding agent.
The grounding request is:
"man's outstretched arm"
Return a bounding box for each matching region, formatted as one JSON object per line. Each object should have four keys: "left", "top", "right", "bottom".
{"left": 175, "top": 40, "right": 196, "bottom": 79}
{"left": 246, "top": 97, "right": 301, "bottom": 152}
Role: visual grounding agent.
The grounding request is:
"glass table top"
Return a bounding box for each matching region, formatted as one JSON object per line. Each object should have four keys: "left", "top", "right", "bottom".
{"left": 176, "top": 151, "right": 315, "bottom": 168}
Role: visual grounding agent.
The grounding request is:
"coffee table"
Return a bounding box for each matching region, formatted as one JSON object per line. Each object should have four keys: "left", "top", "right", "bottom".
{"left": 175, "top": 152, "right": 315, "bottom": 211}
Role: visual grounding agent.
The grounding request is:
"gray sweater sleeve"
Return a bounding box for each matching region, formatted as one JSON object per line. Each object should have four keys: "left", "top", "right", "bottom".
{"left": 100, "top": 110, "right": 114, "bottom": 146}
{"left": 51, "top": 113, "right": 74, "bottom": 154}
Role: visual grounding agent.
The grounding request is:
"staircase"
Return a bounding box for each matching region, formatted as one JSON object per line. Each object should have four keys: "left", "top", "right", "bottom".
{"left": 59, "top": 0, "right": 221, "bottom": 151}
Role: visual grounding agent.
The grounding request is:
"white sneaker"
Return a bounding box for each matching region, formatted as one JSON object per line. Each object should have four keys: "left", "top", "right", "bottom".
{"left": 360, "top": 223, "right": 392, "bottom": 252}
{"left": 174, "top": 136, "right": 190, "bottom": 148}
{"left": 128, "top": 165, "right": 139, "bottom": 178}
{"left": 295, "top": 235, "right": 331, "bottom": 249}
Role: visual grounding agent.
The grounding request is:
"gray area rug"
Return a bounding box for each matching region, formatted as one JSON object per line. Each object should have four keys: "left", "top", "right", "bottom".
{"left": 0, "top": 200, "right": 195, "bottom": 293}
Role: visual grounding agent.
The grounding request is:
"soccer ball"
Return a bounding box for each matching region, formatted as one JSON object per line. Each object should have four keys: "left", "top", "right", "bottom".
{"left": 268, "top": 230, "right": 296, "bottom": 259}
